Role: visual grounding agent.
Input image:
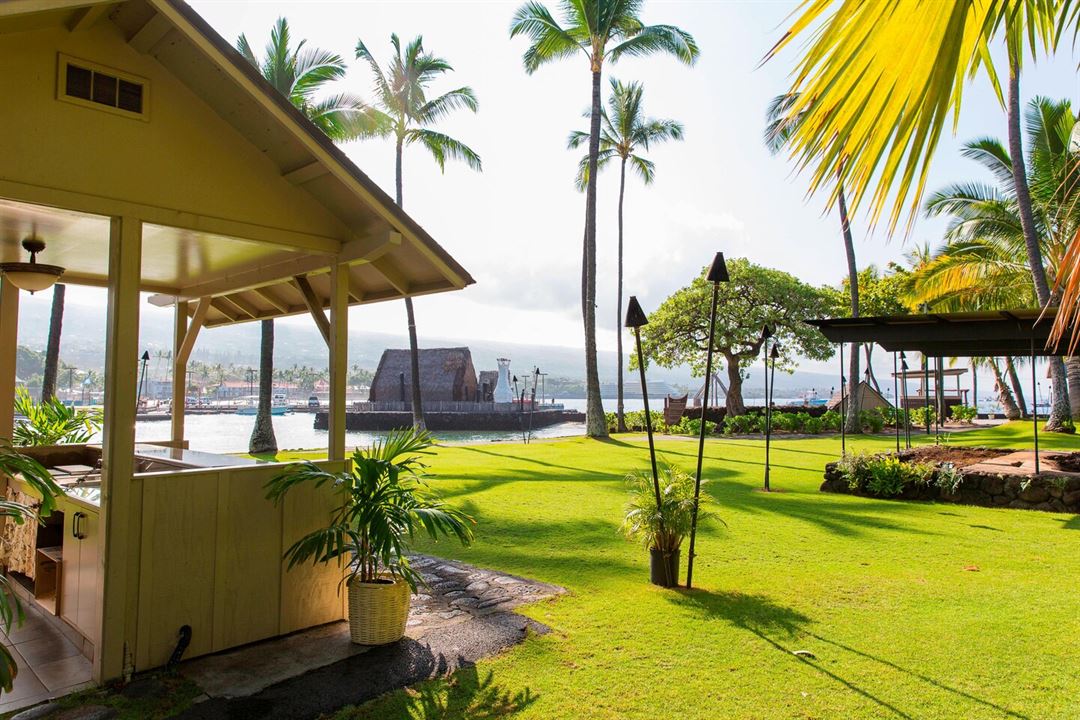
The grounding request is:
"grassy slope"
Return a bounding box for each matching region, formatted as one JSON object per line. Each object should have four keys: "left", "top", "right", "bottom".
{"left": 301, "top": 424, "right": 1080, "bottom": 719}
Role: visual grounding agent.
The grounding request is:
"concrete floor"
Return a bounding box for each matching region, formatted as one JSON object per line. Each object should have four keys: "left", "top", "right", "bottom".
{"left": 0, "top": 601, "right": 93, "bottom": 714}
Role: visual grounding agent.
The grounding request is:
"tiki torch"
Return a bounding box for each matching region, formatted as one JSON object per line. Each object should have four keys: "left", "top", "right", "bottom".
{"left": 686, "top": 251, "right": 729, "bottom": 590}
{"left": 761, "top": 324, "right": 774, "bottom": 491}
{"left": 625, "top": 295, "right": 672, "bottom": 587}
{"left": 765, "top": 341, "right": 779, "bottom": 492}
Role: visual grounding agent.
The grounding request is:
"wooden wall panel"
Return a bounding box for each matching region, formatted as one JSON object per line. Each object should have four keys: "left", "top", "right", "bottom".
{"left": 280, "top": 478, "right": 347, "bottom": 634}
{"left": 136, "top": 471, "right": 219, "bottom": 669}
{"left": 211, "top": 468, "right": 283, "bottom": 651}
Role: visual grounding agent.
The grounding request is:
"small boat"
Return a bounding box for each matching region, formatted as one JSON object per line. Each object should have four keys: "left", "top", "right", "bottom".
{"left": 801, "top": 390, "right": 828, "bottom": 407}
{"left": 236, "top": 405, "right": 290, "bottom": 416}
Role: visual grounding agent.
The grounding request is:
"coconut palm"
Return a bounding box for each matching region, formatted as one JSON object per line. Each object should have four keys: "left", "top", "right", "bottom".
{"left": 510, "top": 0, "right": 699, "bottom": 438}
{"left": 40, "top": 284, "right": 65, "bottom": 402}
{"left": 765, "top": 92, "right": 864, "bottom": 431}
{"left": 568, "top": 79, "right": 683, "bottom": 433}
{"left": 911, "top": 97, "right": 1080, "bottom": 422}
{"left": 237, "top": 18, "right": 376, "bottom": 452}
{"left": 355, "top": 34, "right": 481, "bottom": 432}
{"left": 766, "top": 2, "right": 1080, "bottom": 370}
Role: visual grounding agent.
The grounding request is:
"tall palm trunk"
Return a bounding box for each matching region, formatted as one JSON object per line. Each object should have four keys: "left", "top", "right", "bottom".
{"left": 990, "top": 358, "right": 1022, "bottom": 420}
{"left": 396, "top": 137, "right": 427, "bottom": 431}
{"left": 1005, "top": 357, "right": 1027, "bottom": 417}
{"left": 837, "top": 185, "right": 860, "bottom": 432}
{"left": 41, "top": 284, "right": 65, "bottom": 402}
{"left": 1006, "top": 50, "right": 1072, "bottom": 431}
{"left": 249, "top": 319, "right": 278, "bottom": 454}
{"left": 582, "top": 67, "right": 606, "bottom": 437}
{"left": 615, "top": 156, "right": 627, "bottom": 433}
{"left": 1066, "top": 357, "right": 1080, "bottom": 420}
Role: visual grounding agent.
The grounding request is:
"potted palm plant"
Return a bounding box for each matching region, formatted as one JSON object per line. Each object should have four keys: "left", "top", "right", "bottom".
{"left": 266, "top": 428, "right": 474, "bottom": 645}
{"left": 621, "top": 464, "right": 706, "bottom": 588}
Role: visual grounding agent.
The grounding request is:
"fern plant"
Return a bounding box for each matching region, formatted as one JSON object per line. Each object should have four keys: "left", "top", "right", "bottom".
{"left": 265, "top": 428, "right": 474, "bottom": 590}
{"left": 621, "top": 464, "right": 708, "bottom": 554}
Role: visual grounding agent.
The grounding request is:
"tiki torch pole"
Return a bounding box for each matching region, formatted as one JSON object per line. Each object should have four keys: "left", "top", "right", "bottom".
{"left": 766, "top": 341, "right": 779, "bottom": 491}
{"left": 761, "top": 325, "right": 774, "bottom": 492}
{"left": 686, "top": 252, "right": 729, "bottom": 590}
{"left": 625, "top": 296, "right": 671, "bottom": 587}
{"left": 893, "top": 351, "right": 901, "bottom": 453}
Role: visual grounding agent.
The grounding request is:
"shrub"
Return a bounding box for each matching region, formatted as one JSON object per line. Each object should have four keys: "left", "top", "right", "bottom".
{"left": 606, "top": 410, "right": 666, "bottom": 434}
{"left": 909, "top": 405, "right": 938, "bottom": 429}
{"left": 821, "top": 410, "right": 841, "bottom": 432}
{"left": 771, "top": 412, "right": 799, "bottom": 432}
{"left": 803, "top": 416, "right": 824, "bottom": 434}
{"left": 722, "top": 414, "right": 761, "bottom": 435}
{"left": 951, "top": 405, "right": 977, "bottom": 423}
{"left": 859, "top": 410, "right": 885, "bottom": 433}
{"left": 836, "top": 451, "right": 938, "bottom": 497}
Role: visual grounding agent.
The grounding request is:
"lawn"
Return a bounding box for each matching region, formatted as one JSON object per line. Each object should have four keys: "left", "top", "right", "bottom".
{"left": 303, "top": 423, "right": 1080, "bottom": 720}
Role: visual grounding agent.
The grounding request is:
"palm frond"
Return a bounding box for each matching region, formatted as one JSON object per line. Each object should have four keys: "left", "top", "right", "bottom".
{"left": 406, "top": 129, "right": 482, "bottom": 172}
{"left": 607, "top": 24, "right": 699, "bottom": 65}
{"left": 416, "top": 87, "right": 479, "bottom": 125}
{"left": 509, "top": 1, "right": 586, "bottom": 73}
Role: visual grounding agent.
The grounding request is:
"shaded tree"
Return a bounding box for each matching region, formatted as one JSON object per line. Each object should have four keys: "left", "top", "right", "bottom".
{"left": 638, "top": 258, "right": 833, "bottom": 415}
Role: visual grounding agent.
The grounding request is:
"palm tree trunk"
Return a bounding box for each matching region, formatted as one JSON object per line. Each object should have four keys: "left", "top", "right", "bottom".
{"left": 582, "top": 68, "right": 606, "bottom": 438}
{"left": 41, "top": 284, "right": 65, "bottom": 402}
{"left": 1066, "top": 356, "right": 1080, "bottom": 420}
{"left": 249, "top": 319, "right": 278, "bottom": 454}
{"left": 990, "top": 359, "right": 1022, "bottom": 420}
{"left": 1005, "top": 357, "right": 1028, "bottom": 417}
{"left": 395, "top": 137, "right": 426, "bottom": 431}
{"left": 837, "top": 185, "right": 860, "bottom": 432}
{"left": 616, "top": 156, "right": 627, "bottom": 433}
{"left": 1007, "top": 49, "right": 1071, "bottom": 431}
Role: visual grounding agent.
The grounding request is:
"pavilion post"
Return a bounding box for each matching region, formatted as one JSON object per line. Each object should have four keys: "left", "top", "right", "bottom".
{"left": 0, "top": 277, "right": 18, "bottom": 441}
{"left": 923, "top": 355, "right": 931, "bottom": 435}
{"left": 170, "top": 301, "right": 188, "bottom": 447}
{"left": 892, "top": 351, "right": 900, "bottom": 452}
{"left": 1031, "top": 338, "right": 1039, "bottom": 475}
{"left": 971, "top": 360, "right": 978, "bottom": 416}
{"left": 328, "top": 263, "right": 349, "bottom": 462}
{"left": 98, "top": 216, "right": 144, "bottom": 683}
{"left": 839, "top": 343, "right": 846, "bottom": 456}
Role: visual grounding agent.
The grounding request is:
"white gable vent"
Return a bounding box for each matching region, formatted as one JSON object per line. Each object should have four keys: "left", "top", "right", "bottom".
{"left": 57, "top": 54, "right": 149, "bottom": 120}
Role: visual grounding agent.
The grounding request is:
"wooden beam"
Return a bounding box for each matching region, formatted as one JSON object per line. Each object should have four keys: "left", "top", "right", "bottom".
{"left": 328, "top": 264, "right": 349, "bottom": 462}
{"left": 66, "top": 4, "right": 110, "bottom": 32}
{"left": 98, "top": 216, "right": 143, "bottom": 684}
{"left": 127, "top": 12, "right": 173, "bottom": 53}
{"left": 370, "top": 256, "right": 410, "bottom": 295}
{"left": 170, "top": 301, "right": 188, "bottom": 447}
{"left": 209, "top": 297, "right": 240, "bottom": 323}
{"left": 282, "top": 161, "right": 330, "bottom": 186}
{"left": 176, "top": 297, "right": 210, "bottom": 367}
{"left": 293, "top": 276, "right": 330, "bottom": 347}
{"left": 0, "top": 279, "right": 18, "bottom": 441}
{"left": 252, "top": 286, "right": 288, "bottom": 314}
{"left": 219, "top": 294, "right": 258, "bottom": 320}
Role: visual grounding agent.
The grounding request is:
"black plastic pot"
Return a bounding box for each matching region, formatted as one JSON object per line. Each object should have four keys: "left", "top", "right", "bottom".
{"left": 649, "top": 547, "right": 680, "bottom": 587}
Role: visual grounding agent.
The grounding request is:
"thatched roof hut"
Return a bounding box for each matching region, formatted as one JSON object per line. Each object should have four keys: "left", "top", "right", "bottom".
{"left": 827, "top": 381, "right": 892, "bottom": 412}
{"left": 369, "top": 348, "right": 478, "bottom": 403}
{"left": 477, "top": 371, "right": 499, "bottom": 402}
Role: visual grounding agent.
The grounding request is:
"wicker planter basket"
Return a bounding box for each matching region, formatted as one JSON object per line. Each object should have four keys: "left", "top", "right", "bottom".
{"left": 347, "top": 575, "right": 412, "bottom": 645}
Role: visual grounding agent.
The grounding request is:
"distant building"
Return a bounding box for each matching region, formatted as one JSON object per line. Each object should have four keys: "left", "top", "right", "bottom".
{"left": 477, "top": 371, "right": 499, "bottom": 402}
{"left": 369, "top": 348, "right": 478, "bottom": 403}
{"left": 827, "top": 381, "right": 892, "bottom": 412}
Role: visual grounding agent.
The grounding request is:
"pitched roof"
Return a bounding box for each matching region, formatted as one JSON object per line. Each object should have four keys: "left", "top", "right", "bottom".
{"left": 369, "top": 348, "right": 478, "bottom": 403}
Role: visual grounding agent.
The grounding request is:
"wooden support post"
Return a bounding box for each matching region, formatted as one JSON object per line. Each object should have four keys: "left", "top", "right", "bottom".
{"left": 170, "top": 297, "right": 210, "bottom": 447}
{"left": 0, "top": 278, "right": 18, "bottom": 441}
{"left": 328, "top": 265, "right": 349, "bottom": 461}
{"left": 170, "top": 301, "right": 188, "bottom": 447}
{"left": 98, "top": 216, "right": 143, "bottom": 683}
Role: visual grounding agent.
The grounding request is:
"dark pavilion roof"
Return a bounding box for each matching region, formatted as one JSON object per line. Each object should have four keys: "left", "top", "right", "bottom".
{"left": 806, "top": 309, "right": 1074, "bottom": 358}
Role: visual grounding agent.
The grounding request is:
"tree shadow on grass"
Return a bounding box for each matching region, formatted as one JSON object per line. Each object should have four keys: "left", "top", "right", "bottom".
{"left": 357, "top": 662, "right": 538, "bottom": 720}
{"left": 452, "top": 445, "right": 621, "bottom": 482}
{"left": 1061, "top": 514, "right": 1080, "bottom": 530}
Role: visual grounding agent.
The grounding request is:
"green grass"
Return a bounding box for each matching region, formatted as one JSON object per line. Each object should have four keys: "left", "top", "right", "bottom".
{"left": 302, "top": 423, "right": 1080, "bottom": 720}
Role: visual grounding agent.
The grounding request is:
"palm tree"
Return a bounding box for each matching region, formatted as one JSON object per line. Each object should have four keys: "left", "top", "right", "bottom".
{"left": 40, "top": 284, "right": 65, "bottom": 402}
{"left": 765, "top": 92, "right": 863, "bottom": 431}
{"left": 238, "top": 18, "right": 375, "bottom": 452}
{"left": 510, "top": 0, "right": 699, "bottom": 438}
{"left": 355, "top": 34, "right": 481, "bottom": 432}
{"left": 911, "top": 97, "right": 1080, "bottom": 423}
{"left": 767, "top": 2, "right": 1080, "bottom": 422}
{"left": 568, "top": 78, "right": 683, "bottom": 433}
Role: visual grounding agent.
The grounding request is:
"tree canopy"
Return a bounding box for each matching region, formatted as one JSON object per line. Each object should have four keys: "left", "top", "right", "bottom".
{"left": 638, "top": 258, "right": 833, "bottom": 414}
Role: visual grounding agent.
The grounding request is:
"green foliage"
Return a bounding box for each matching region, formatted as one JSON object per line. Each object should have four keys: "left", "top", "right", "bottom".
{"left": 858, "top": 409, "right": 885, "bottom": 434}
{"left": 721, "top": 414, "right": 762, "bottom": 435}
{"left": 0, "top": 442, "right": 61, "bottom": 692}
{"left": 952, "top": 405, "right": 978, "bottom": 423}
{"left": 605, "top": 410, "right": 665, "bottom": 434}
{"left": 638, "top": 258, "right": 834, "bottom": 382}
{"left": 621, "top": 464, "right": 707, "bottom": 553}
{"left": 823, "top": 266, "right": 913, "bottom": 317}
{"left": 12, "top": 388, "right": 103, "bottom": 447}
{"left": 909, "top": 405, "right": 938, "bottom": 429}
{"left": 837, "top": 451, "right": 940, "bottom": 497}
{"left": 266, "top": 428, "right": 474, "bottom": 591}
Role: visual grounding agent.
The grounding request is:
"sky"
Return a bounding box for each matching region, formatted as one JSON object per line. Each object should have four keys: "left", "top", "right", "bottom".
{"left": 27, "top": 0, "right": 1080, "bottom": 379}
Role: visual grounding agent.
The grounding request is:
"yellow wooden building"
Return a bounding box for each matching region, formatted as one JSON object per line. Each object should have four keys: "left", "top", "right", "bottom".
{"left": 0, "top": 0, "right": 472, "bottom": 688}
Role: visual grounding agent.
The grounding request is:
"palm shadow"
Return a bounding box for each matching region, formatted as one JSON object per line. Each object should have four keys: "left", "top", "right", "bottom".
{"left": 396, "top": 662, "right": 538, "bottom": 719}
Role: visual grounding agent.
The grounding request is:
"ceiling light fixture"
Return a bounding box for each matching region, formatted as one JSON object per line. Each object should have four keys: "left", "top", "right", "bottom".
{"left": 0, "top": 237, "right": 64, "bottom": 294}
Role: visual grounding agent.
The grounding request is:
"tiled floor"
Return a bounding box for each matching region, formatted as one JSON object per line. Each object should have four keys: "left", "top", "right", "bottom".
{"left": 0, "top": 601, "right": 93, "bottom": 714}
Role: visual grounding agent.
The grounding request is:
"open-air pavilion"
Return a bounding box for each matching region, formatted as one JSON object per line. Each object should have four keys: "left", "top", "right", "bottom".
{"left": 808, "top": 308, "right": 1077, "bottom": 466}
{"left": 0, "top": 0, "right": 472, "bottom": 698}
